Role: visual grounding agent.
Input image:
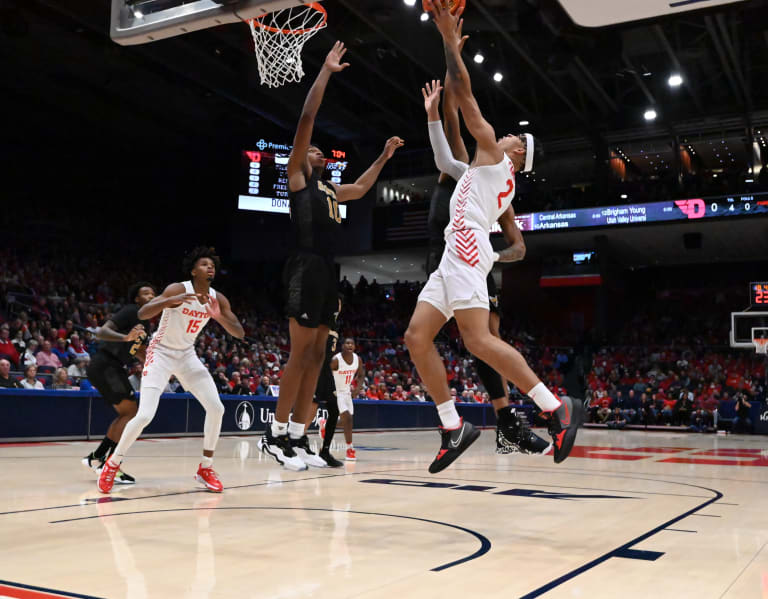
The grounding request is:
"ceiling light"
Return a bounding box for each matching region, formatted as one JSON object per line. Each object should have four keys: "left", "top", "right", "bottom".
{"left": 519, "top": 120, "right": 530, "bottom": 126}
{"left": 668, "top": 74, "right": 683, "bottom": 87}
{"left": 404, "top": 0, "right": 417, "bottom": 6}
{"left": 420, "top": 11, "right": 429, "bottom": 21}
{"left": 493, "top": 72, "right": 503, "bottom": 83}
{"left": 474, "top": 53, "right": 485, "bottom": 64}
{"left": 644, "top": 109, "right": 657, "bottom": 121}
{"left": 621, "top": 194, "right": 628, "bottom": 199}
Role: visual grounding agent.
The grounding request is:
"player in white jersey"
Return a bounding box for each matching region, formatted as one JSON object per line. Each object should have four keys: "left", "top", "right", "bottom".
{"left": 404, "top": 2, "right": 583, "bottom": 474}
{"left": 330, "top": 337, "right": 365, "bottom": 461}
{"left": 98, "top": 247, "right": 245, "bottom": 494}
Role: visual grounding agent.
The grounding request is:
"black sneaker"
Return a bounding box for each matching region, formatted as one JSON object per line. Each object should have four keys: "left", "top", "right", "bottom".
{"left": 290, "top": 435, "right": 328, "bottom": 468}
{"left": 258, "top": 427, "right": 307, "bottom": 471}
{"left": 81, "top": 452, "right": 105, "bottom": 474}
{"left": 428, "top": 419, "right": 480, "bottom": 474}
{"left": 318, "top": 448, "right": 344, "bottom": 468}
{"left": 496, "top": 408, "right": 552, "bottom": 455}
{"left": 544, "top": 396, "right": 584, "bottom": 464}
{"left": 114, "top": 469, "right": 136, "bottom": 485}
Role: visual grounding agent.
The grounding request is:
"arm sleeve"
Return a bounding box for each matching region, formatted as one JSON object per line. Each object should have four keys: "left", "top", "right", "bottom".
{"left": 428, "top": 120, "right": 469, "bottom": 182}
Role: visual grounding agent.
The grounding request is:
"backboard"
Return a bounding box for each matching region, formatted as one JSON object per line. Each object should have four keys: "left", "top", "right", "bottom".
{"left": 556, "top": 0, "right": 747, "bottom": 28}
{"left": 730, "top": 311, "right": 768, "bottom": 350}
{"left": 110, "top": 0, "right": 308, "bottom": 45}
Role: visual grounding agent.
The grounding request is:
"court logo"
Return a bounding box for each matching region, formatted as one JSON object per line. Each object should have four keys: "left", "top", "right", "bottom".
{"left": 256, "top": 139, "right": 268, "bottom": 151}
{"left": 674, "top": 198, "right": 706, "bottom": 219}
{"left": 235, "top": 401, "right": 255, "bottom": 431}
{"left": 760, "top": 410, "right": 768, "bottom": 422}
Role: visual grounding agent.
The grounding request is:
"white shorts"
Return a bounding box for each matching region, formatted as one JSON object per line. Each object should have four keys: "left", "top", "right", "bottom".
{"left": 418, "top": 229, "right": 493, "bottom": 320}
{"left": 142, "top": 344, "right": 211, "bottom": 392}
{"left": 336, "top": 391, "right": 354, "bottom": 415}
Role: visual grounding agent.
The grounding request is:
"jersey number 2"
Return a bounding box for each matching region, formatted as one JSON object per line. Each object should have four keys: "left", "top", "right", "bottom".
{"left": 186, "top": 320, "right": 202, "bottom": 334}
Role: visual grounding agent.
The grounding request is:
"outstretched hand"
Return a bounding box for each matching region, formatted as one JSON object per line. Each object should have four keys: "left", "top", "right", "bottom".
{"left": 323, "top": 41, "right": 351, "bottom": 73}
{"left": 422, "top": 79, "right": 443, "bottom": 116}
{"left": 427, "top": 1, "right": 464, "bottom": 41}
{"left": 382, "top": 136, "right": 405, "bottom": 160}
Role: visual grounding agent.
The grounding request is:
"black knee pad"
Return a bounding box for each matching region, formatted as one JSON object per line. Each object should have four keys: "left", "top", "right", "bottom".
{"left": 476, "top": 359, "right": 505, "bottom": 400}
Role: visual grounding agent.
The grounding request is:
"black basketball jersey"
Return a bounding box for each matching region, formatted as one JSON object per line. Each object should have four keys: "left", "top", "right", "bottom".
{"left": 426, "top": 177, "right": 457, "bottom": 276}
{"left": 98, "top": 304, "right": 150, "bottom": 365}
{"left": 427, "top": 177, "right": 456, "bottom": 248}
{"left": 289, "top": 169, "right": 342, "bottom": 256}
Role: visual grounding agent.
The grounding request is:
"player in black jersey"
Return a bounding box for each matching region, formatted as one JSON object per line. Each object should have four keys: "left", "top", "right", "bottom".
{"left": 81, "top": 282, "right": 155, "bottom": 483}
{"left": 426, "top": 59, "right": 550, "bottom": 457}
{"left": 259, "top": 41, "right": 403, "bottom": 470}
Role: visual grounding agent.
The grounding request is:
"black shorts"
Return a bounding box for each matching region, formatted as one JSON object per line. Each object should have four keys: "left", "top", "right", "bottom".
{"left": 283, "top": 252, "right": 338, "bottom": 329}
{"left": 487, "top": 273, "right": 500, "bottom": 315}
{"left": 314, "top": 364, "right": 337, "bottom": 407}
{"left": 87, "top": 353, "right": 135, "bottom": 405}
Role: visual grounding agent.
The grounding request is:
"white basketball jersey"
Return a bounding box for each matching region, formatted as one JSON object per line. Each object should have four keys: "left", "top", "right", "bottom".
{"left": 152, "top": 281, "right": 217, "bottom": 351}
{"left": 444, "top": 153, "right": 516, "bottom": 240}
{"left": 332, "top": 352, "right": 359, "bottom": 394}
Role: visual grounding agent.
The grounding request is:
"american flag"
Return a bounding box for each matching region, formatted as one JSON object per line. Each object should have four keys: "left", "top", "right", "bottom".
{"left": 385, "top": 208, "right": 429, "bottom": 242}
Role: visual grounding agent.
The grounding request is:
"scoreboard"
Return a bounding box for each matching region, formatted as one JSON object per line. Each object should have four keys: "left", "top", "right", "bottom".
{"left": 751, "top": 282, "right": 768, "bottom": 307}
{"left": 237, "top": 139, "right": 350, "bottom": 218}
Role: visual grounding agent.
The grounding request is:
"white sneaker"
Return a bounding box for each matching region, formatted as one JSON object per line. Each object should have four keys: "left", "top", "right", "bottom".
{"left": 82, "top": 452, "right": 105, "bottom": 474}
{"left": 291, "top": 436, "right": 327, "bottom": 468}
{"left": 258, "top": 430, "right": 308, "bottom": 471}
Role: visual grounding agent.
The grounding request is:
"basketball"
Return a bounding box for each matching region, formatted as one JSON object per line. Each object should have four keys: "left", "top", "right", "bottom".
{"left": 422, "top": 0, "right": 466, "bottom": 15}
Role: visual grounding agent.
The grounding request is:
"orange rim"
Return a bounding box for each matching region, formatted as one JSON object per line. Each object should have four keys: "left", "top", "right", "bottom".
{"left": 249, "top": 2, "right": 327, "bottom": 35}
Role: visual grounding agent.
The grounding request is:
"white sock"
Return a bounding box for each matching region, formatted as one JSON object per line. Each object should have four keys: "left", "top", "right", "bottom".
{"left": 436, "top": 400, "right": 461, "bottom": 429}
{"left": 288, "top": 420, "right": 305, "bottom": 440}
{"left": 201, "top": 456, "right": 213, "bottom": 468}
{"left": 271, "top": 420, "right": 288, "bottom": 437}
{"left": 528, "top": 382, "right": 561, "bottom": 412}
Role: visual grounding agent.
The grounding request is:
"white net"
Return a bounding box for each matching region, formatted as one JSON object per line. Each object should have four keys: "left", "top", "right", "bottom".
{"left": 755, "top": 339, "right": 768, "bottom": 355}
{"left": 248, "top": 3, "right": 327, "bottom": 88}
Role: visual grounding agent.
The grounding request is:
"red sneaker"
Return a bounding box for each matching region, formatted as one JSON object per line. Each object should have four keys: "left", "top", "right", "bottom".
{"left": 345, "top": 448, "right": 356, "bottom": 462}
{"left": 195, "top": 464, "right": 223, "bottom": 493}
{"left": 319, "top": 418, "right": 326, "bottom": 441}
{"left": 98, "top": 459, "right": 120, "bottom": 494}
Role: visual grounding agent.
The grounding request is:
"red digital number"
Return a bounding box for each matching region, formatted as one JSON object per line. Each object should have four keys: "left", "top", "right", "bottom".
{"left": 186, "top": 319, "right": 202, "bottom": 334}
{"left": 332, "top": 149, "right": 346, "bottom": 159}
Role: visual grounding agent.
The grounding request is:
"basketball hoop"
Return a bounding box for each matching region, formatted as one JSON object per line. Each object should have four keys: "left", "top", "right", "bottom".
{"left": 247, "top": 3, "right": 327, "bottom": 88}
{"left": 754, "top": 338, "right": 768, "bottom": 355}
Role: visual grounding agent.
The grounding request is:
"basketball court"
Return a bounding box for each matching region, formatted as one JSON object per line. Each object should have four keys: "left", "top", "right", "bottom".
{"left": 2, "top": 429, "right": 767, "bottom": 598}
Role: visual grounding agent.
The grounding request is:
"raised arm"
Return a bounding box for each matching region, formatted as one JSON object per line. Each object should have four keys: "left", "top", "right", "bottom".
{"left": 137, "top": 283, "right": 203, "bottom": 321}
{"left": 423, "top": 80, "right": 467, "bottom": 180}
{"left": 430, "top": 2, "right": 501, "bottom": 163}
{"left": 495, "top": 205, "right": 526, "bottom": 263}
{"left": 95, "top": 321, "right": 144, "bottom": 343}
{"left": 205, "top": 293, "right": 245, "bottom": 340}
{"left": 335, "top": 136, "right": 404, "bottom": 203}
{"left": 443, "top": 36, "right": 470, "bottom": 165}
{"left": 287, "top": 41, "right": 350, "bottom": 193}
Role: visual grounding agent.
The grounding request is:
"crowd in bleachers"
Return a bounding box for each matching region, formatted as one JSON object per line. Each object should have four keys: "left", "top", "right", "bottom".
{"left": 1, "top": 247, "right": 765, "bottom": 432}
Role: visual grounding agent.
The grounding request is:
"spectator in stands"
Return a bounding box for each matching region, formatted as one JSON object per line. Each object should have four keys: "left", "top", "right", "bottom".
{"left": 21, "top": 365, "right": 44, "bottom": 390}
{"left": 215, "top": 370, "right": 231, "bottom": 394}
{"left": 391, "top": 384, "right": 406, "bottom": 401}
{"left": 606, "top": 407, "right": 627, "bottom": 430}
{"left": 640, "top": 392, "right": 654, "bottom": 425}
{"left": 597, "top": 392, "right": 612, "bottom": 423}
{"left": 36, "top": 340, "right": 62, "bottom": 369}
{"left": 0, "top": 324, "right": 19, "bottom": 366}
{"left": 409, "top": 384, "right": 426, "bottom": 402}
{"left": 22, "top": 339, "right": 38, "bottom": 368}
{"left": 0, "top": 358, "right": 22, "bottom": 389}
{"left": 675, "top": 390, "right": 694, "bottom": 426}
{"left": 689, "top": 403, "right": 712, "bottom": 433}
{"left": 11, "top": 329, "right": 26, "bottom": 358}
{"left": 52, "top": 338, "right": 70, "bottom": 366}
{"left": 51, "top": 367, "right": 74, "bottom": 390}
{"left": 165, "top": 375, "right": 184, "bottom": 393}
{"left": 67, "top": 357, "right": 88, "bottom": 381}
{"left": 733, "top": 392, "right": 752, "bottom": 433}
{"left": 229, "top": 372, "right": 250, "bottom": 396}
{"left": 67, "top": 334, "right": 90, "bottom": 362}
{"left": 57, "top": 319, "right": 75, "bottom": 340}
{"left": 254, "top": 375, "right": 271, "bottom": 396}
